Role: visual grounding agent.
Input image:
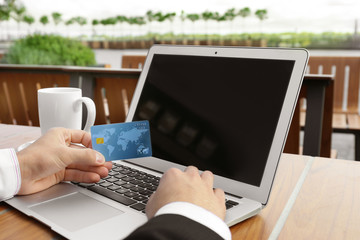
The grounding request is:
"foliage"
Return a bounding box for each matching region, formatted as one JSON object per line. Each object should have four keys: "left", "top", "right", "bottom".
{"left": 101, "top": 17, "right": 117, "bottom": 26}
{"left": 40, "top": 15, "right": 49, "bottom": 25}
{"left": 92, "top": 19, "right": 99, "bottom": 26}
{"left": 52, "top": 12, "right": 62, "bottom": 25}
{"left": 4, "top": 34, "right": 96, "bottom": 66}
{"left": 23, "top": 15, "right": 34, "bottom": 25}
{"left": 238, "top": 7, "right": 251, "bottom": 18}
{"left": 201, "top": 11, "right": 214, "bottom": 21}
{"left": 116, "top": 15, "right": 128, "bottom": 23}
{"left": 0, "top": 4, "right": 11, "bottom": 21}
{"left": 255, "top": 9, "right": 268, "bottom": 21}
{"left": 224, "top": 8, "right": 236, "bottom": 21}
{"left": 74, "top": 16, "right": 87, "bottom": 26}
{"left": 186, "top": 13, "right": 200, "bottom": 22}
{"left": 11, "top": 4, "right": 25, "bottom": 23}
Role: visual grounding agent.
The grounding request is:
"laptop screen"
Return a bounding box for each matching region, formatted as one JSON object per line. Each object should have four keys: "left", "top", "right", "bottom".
{"left": 133, "top": 54, "right": 295, "bottom": 187}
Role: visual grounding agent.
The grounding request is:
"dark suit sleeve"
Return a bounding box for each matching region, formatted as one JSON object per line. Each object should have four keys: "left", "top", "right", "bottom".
{"left": 124, "top": 214, "right": 224, "bottom": 240}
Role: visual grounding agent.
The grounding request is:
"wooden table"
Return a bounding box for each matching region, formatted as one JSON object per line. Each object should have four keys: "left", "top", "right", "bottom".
{"left": 1, "top": 124, "right": 359, "bottom": 239}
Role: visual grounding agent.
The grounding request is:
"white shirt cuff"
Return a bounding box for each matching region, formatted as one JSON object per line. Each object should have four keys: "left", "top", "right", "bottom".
{"left": 0, "top": 148, "right": 21, "bottom": 201}
{"left": 155, "top": 201, "right": 231, "bottom": 240}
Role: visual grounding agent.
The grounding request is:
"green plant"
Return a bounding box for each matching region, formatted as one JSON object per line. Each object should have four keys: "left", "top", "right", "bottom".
{"left": 23, "top": 15, "right": 34, "bottom": 25}
{"left": 0, "top": 3, "right": 11, "bottom": 21}
{"left": 40, "top": 15, "right": 49, "bottom": 25}
{"left": 74, "top": 16, "right": 87, "bottom": 26}
{"left": 51, "top": 12, "right": 62, "bottom": 25}
{"left": 11, "top": 4, "right": 25, "bottom": 24}
{"left": 4, "top": 34, "right": 96, "bottom": 66}
{"left": 255, "top": 9, "right": 268, "bottom": 21}
{"left": 238, "top": 7, "right": 251, "bottom": 32}
{"left": 238, "top": 7, "right": 251, "bottom": 18}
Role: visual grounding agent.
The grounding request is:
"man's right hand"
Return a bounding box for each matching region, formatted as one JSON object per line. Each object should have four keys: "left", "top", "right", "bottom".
{"left": 145, "top": 166, "right": 226, "bottom": 220}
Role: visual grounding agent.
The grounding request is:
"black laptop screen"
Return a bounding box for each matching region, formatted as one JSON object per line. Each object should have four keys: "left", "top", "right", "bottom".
{"left": 133, "top": 54, "right": 295, "bottom": 186}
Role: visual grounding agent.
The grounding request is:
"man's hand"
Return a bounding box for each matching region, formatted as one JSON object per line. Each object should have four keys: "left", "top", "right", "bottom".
{"left": 146, "top": 166, "right": 226, "bottom": 220}
{"left": 17, "top": 128, "right": 112, "bottom": 195}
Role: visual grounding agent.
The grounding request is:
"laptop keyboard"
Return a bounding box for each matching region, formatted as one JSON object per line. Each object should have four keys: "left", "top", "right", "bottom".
{"left": 74, "top": 163, "right": 239, "bottom": 213}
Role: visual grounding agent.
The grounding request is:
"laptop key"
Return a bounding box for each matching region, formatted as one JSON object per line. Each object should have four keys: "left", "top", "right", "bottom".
{"left": 121, "top": 177, "right": 135, "bottom": 182}
{"left": 114, "top": 180, "right": 127, "bottom": 186}
{"left": 133, "top": 195, "right": 148, "bottom": 202}
{"left": 123, "top": 183, "right": 136, "bottom": 189}
{"left": 112, "top": 167, "right": 124, "bottom": 171}
{"left": 226, "top": 203, "right": 233, "bottom": 209}
{"left": 130, "top": 203, "right": 146, "bottom": 211}
{"left": 114, "top": 173, "right": 126, "bottom": 179}
{"left": 130, "top": 186, "right": 144, "bottom": 192}
{"left": 116, "top": 188, "right": 130, "bottom": 194}
{"left": 147, "top": 186, "right": 157, "bottom": 191}
{"left": 139, "top": 183, "right": 152, "bottom": 189}
{"left": 78, "top": 183, "right": 95, "bottom": 188}
{"left": 119, "top": 170, "right": 132, "bottom": 174}
{"left": 89, "top": 186, "right": 136, "bottom": 206}
{"left": 129, "top": 180, "right": 143, "bottom": 185}
{"left": 108, "top": 185, "right": 122, "bottom": 191}
{"left": 226, "top": 200, "right": 240, "bottom": 206}
{"left": 125, "top": 192, "right": 139, "bottom": 198}
{"left": 106, "top": 178, "right": 118, "bottom": 183}
{"left": 100, "top": 182, "right": 113, "bottom": 188}
{"left": 139, "top": 190, "right": 153, "bottom": 196}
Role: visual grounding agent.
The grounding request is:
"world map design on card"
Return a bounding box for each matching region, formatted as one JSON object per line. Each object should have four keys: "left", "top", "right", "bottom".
{"left": 91, "top": 120, "right": 152, "bottom": 161}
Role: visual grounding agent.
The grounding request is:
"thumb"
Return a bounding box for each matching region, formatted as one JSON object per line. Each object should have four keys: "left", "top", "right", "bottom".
{"left": 63, "top": 147, "right": 105, "bottom": 167}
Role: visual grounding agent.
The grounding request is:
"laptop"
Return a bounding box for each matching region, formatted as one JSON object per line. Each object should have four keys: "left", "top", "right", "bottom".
{"left": 6, "top": 45, "right": 309, "bottom": 239}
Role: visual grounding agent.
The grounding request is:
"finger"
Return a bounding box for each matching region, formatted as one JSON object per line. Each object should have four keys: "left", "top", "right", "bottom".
{"left": 69, "top": 143, "right": 87, "bottom": 149}
{"left": 185, "top": 166, "right": 199, "bottom": 176}
{"left": 201, "top": 170, "right": 214, "bottom": 187}
{"left": 104, "top": 162, "right": 113, "bottom": 170}
{"left": 66, "top": 165, "right": 110, "bottom": 178}
{"left": 145, "top": 193, "right": 156, "bottom": 219}
{"left": 161, "top": 168, "right": 182, "bottom": 180}
{"left": 214, "top": 188, "right": 226, "bottom": 202}
{"left": 67, "top": 161, "right": 111, "bottom": 172}
{"left": 63, "top": 128, "right": 93, "bottom": 148}
{"left": 63, "top": 169, "right": 101, "bottom": 183}
{"left": 63, "top": 148, "right": 105, "bottom": 167}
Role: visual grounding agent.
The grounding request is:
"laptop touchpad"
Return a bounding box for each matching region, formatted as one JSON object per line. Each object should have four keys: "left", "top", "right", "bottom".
{"left": 30, "top": 192, "right": 123, "bottom": 232}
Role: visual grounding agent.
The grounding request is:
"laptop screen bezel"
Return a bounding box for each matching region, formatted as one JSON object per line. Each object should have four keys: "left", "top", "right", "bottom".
{"left": 125, "top": 45, "right": 309, "bottom": 205}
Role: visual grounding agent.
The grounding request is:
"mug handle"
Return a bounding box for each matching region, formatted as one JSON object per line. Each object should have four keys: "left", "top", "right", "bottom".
{"left": 74, "top": 97, "right": 96, "bottom": 132}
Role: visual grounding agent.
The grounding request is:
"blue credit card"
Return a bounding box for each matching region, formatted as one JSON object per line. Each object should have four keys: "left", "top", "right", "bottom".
{"left": 91, "top": 120, "right": 152, "bottom": 161}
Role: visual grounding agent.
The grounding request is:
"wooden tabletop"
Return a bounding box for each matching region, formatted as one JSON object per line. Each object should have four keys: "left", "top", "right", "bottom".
{"left": 1, "top": 124, "right": 359, "bottom": 239}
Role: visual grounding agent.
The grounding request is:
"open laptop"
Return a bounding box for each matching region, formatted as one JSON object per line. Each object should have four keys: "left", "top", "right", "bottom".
{"left": 6, "top": 45, "right": 308, "bottom": 239}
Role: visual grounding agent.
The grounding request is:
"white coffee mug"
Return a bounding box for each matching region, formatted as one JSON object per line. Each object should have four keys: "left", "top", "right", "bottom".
{"left": 38, "top": 87, "right": 96, "bottom": 135}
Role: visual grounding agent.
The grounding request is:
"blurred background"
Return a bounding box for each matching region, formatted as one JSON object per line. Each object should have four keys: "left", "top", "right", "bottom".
{"left": 1, "top": 0, "right": 359, "bottom": 160}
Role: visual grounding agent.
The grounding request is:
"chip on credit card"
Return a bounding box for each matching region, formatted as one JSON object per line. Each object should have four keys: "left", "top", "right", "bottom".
{"left": 91, "top": 120, "right": 152, "bottom": 161}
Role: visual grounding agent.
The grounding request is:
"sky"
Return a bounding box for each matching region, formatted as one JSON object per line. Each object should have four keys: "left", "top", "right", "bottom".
{"left": 3, "top": 0, "right": 360, "bottom": 33}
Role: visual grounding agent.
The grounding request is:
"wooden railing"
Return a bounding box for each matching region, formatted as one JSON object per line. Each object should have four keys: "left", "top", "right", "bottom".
{"left": 307, "top": 56, "right": 360, "bottom": 114}
{"left": 0, "top": 65, "right": 141, "bottom": 126}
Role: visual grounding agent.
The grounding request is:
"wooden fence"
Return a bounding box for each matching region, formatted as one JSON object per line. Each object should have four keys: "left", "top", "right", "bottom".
{"left": 0, "top": 65, "right": 141, "bottom": 126}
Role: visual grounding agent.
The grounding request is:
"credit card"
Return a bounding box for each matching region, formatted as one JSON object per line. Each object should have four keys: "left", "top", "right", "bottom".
{"left": 91, "top": 120, "right": 152, "bottom": 161}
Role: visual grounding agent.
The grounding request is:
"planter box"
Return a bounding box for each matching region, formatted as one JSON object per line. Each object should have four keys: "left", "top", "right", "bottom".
{"left": 109, "top": 41, "right": 118, "bottom": 49}
{"left": 90, "top": 41, "right": 101, "bottom": 49}
{"left": 101, "top": 41, "right": 110, "bottom": 49}
{"left": 251, "top": 39, "right": 267, "bottom": 47}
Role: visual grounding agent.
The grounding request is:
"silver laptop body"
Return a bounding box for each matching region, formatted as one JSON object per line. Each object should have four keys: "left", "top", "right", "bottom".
{"left": 6, "top": 45, "right": 309, "bottom": 240}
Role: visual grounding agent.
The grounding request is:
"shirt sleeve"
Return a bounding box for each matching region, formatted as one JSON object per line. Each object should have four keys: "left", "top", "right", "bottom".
{"left": 0, "top": 148, "right": 21, "bottom": 201}
{"left": 155, "top": 201, "right": 232, "bottom": 240}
